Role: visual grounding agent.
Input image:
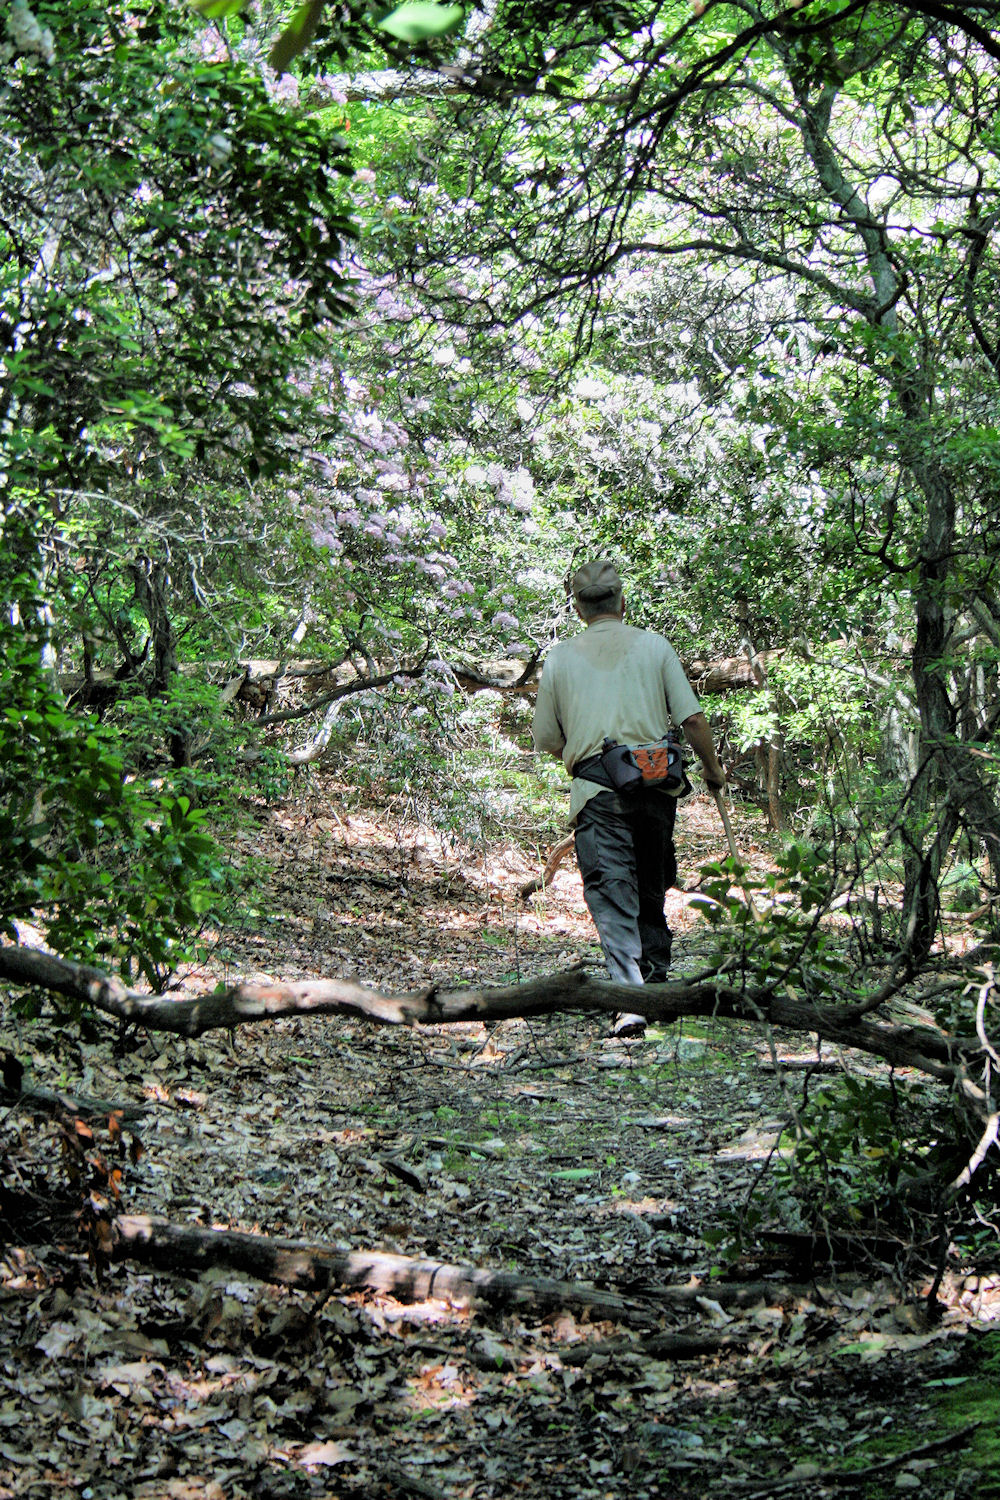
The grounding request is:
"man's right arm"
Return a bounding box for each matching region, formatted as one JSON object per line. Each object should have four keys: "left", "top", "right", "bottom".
{"left": 681, "top": 711, "right": 726, "bottom": 789}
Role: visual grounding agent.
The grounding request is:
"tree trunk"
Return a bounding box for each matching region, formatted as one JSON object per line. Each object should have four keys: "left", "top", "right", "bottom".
{"left": 129, "top": 557, "right": 189, "bottom": 768}
{"left": 753, "top": 739, "right": 787, "bottom": 832}
{"left": 129, "top": 558, "right": 176, "bottom": 695}
{"left": 900, "top": 403, "right": 1000, "bottom": 957}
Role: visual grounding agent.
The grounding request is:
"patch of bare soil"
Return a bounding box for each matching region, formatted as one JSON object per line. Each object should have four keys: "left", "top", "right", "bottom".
{"left": 1, "top": 778, "right": 998, "bottom": 1499}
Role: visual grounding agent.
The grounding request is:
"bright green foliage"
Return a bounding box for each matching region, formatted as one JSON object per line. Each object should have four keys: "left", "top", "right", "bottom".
{"left": 774, "top": 1071, "right": 960, "bottom": 1227}
{"left": 3, "top": 0, "right": 355, "bottom": 488}
{"left": 112, "top": 677, "right": 291, "bottom": 805}
{"left": 0, "top": 0, "right": 358, "bottom": 980}
{"left": 0, "top": 564, "right": 234, "bottom": 989}
{"left": 691, "top": 844, "right": 849, "bottom": 1001}
{"left": 378, "top": 3, "right": 464, "bottom": 43}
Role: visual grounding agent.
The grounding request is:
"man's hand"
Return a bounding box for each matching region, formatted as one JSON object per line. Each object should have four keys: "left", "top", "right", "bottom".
{"left": 680, "top": 711, "right": 727, "bottom": 790}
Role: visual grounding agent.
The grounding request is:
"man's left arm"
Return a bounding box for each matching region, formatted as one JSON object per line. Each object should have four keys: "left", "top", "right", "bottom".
{"left": 658, "top": 644, "right": 723, "bottom": 784}
{"left": 681, "top": 711, "right": 726, "bottom": 789}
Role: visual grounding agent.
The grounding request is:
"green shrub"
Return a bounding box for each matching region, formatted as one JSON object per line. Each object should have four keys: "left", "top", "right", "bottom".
{"left": 1, "top": 571, "right": 236, "bottom": 990}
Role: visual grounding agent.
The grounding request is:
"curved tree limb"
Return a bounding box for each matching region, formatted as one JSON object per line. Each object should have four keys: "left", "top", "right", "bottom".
{"left": 519, "top": 834, "right": 576, "bottom": 899}
{"left": 254, "top": 667, "right": 418, "bottom": 727}
{"left": 0, "top": 944, "right": 988, "bottom": 1098}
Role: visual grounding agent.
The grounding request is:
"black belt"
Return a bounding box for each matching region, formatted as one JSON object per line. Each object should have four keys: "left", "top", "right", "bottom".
{"left": 572, "top": 743, "right": 690, "bottom": 798}
{"left": 571, "top": 754, "right": 616, "bottom": 789}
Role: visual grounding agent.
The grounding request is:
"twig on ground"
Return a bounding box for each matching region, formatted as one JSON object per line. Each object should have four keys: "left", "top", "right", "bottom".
{"left": 733, "top": 1420, "right": 981, "bottom": 1497}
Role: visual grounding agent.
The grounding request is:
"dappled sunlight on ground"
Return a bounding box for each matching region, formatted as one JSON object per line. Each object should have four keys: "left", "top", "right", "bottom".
{"left": 2, "top": 776, "right": 998, "bottom": 1498}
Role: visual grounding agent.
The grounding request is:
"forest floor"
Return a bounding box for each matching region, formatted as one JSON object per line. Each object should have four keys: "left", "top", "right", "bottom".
{"left": 2, "top": 775, "right": 999, "bottom": 1500}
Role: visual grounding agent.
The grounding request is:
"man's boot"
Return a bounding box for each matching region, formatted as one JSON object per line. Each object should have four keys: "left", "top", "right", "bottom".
{"left": 611, "top": 1012, "right": 646, "bottom": 1038}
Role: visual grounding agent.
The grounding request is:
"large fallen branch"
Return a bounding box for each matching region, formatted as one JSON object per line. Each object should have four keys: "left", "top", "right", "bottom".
{"left": 112, "top": 1215, "right": 644, "bottom": 1318}
{"left": 0, "top": 944, "right": 988, "bottom": 1098}
{"left": 59, "top": 645, "right": 780, "bottom": 722}
{"left": 110, "top": 1215, "right": 817, "bottom": 1318}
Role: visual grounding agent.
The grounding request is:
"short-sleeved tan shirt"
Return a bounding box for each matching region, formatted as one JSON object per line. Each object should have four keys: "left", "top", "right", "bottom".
{"left": 532, "top": 619, "right": 701, "bottom": 823}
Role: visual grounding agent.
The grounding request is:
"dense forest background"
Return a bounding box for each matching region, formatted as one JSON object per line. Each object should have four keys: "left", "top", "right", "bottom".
{"left": 2, "top": 1, "right": 1000, "bottom": 1495}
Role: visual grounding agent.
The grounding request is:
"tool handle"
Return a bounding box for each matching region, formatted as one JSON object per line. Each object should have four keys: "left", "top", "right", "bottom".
{"left": 712, "top": 787, "right": 765, "bottom": 926}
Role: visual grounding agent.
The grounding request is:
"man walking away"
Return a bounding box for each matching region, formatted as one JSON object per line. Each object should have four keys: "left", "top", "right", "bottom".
{"left": 532, "top": 560, "right": 726, "bottom": 1038}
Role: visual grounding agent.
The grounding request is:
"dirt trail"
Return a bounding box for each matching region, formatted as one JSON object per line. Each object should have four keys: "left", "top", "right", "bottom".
{"left": 1, "top": 778, "right": 996, "bottom": 1499}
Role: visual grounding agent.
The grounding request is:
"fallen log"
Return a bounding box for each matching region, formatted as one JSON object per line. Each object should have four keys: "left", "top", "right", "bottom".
{"left": 0, "top": 944, "right": 988, "bottom": 1098}
{"left": 757, "top": 1228, "right": 919, "bottom": 1273}
{"left": 684, "top": 648, "right": 784, "bottom": 696}
{"left": 110, "top": 1216, "right": 827, "bottom": 1320}
{"left": 112, "top": 1214, "right": 647, "bottom": 1319}
{"left": 58, "top": 645, "right": 782, "bottom": 720}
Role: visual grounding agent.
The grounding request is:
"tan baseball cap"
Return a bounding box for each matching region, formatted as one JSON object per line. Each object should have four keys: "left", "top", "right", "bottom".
{"left": 570, "top": 559, "right": 622, "bottom": 604}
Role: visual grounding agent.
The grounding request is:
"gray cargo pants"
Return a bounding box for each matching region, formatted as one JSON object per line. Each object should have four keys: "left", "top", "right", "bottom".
{"left": 574, "top": 787, "right": 677, "bottom": 987}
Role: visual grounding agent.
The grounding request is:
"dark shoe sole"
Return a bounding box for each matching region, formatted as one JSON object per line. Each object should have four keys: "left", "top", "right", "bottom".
{"left": 610, "top": 1016, "right": 646, "bottom": 1039}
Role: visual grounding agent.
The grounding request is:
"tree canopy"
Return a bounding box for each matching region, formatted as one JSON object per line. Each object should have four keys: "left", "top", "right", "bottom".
{"left": 334, "top": 0, "right": 1000, "bottom": 957}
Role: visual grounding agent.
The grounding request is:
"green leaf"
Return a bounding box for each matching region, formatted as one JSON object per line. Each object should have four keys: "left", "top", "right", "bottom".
{"left": 378, "top": 2, "right": 464, "bottom": 43}
{"left": 268, "top": 0, "right": 327, "bottom": 72}
{"left": 191, "top": 0, "right": 247, "bottom": 16}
